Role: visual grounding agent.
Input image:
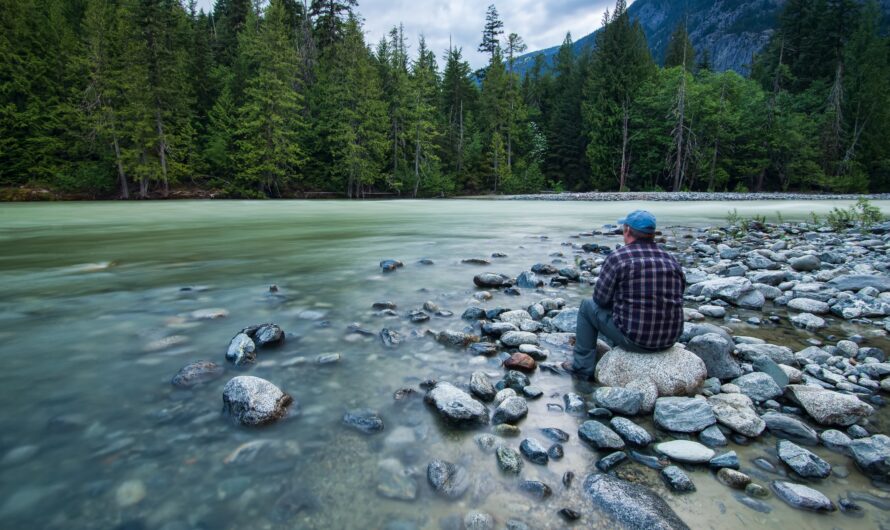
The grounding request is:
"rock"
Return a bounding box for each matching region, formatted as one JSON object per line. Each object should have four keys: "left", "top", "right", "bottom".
{"left": 473, "top": 273, "right": 511, "bottom": 288}
{"left": 380, "top": 328, "right": 403, "bottom": 348}
{"left": 462, "top": 307, "right": 486, "bottom": 321}
{"left": 502, "top": 371, "right": 530, "bottom": 391}
{"left": 698, "top": 305, "right": 726, "bottom": 318}
{"left": 731, "top": 372, "right": 783, "bottom": 402}
{"left": 745, "top": 483, "right": 770, "bottom": 499}
{"left": 241, "top": 323, "right": 285, "bottom": 347}
{"left": 785, "top": 385, "right": 874, "bottom": 426}
{"left": 377, "top": 458, "right": 418, "bottom": 500}
{"left": 790, "top": 255, "right": 821, "bottom": 272}
{"left": 519, "top": 480, "right": 553, "bottom": 500}
{"left": 708, "top": 393, "right": 765, "bottom": 437}
{"left": 492, "top": 396, "right": 528, "bottom": 425}
{"left": 436, "top": 330, "right": 477, "bottom": 348}
{"left": 225, "top": 333, "right": 256, "bottom": 366}
{"left": 578, "top": 421, "right": 625, "bottom": 451}
{"left": 653, "top": 397, "right": 716, "bottom": 433}
{"left": 1, "top": 445, "right": 38, "bottom": 466}
{"left": 655, "top": 440, "right": 716, "bottom": 464}
{"left": 550, "top": 308, "right": 579, "bottom": 332}
{"left": 762, "top": 412, "right": 818, "bottom": 445}
{"left": 115, "top": 480, "right": 146, "bottom": 507}
{"left": 548, "top": 443, "right": 564, "bottom": 459}
{"left": 519, "top": 438, "right": 549, "bottom": 465}
{"left": 583, "top": 474, "right": 691, "bottom": 530}
{"left": 610, "top": 417, "right": 653, "bottom": 447}
{"left": 500, "top": 331, "right": 538, "bottom": 347}
{"left": 464, "top": 511, "right": 495, "bottom": 530}
{"left": 680, "top": 322, "right": 734, "bottom": 347}
{"left": 222, "top": 376, "right": 292, "bottom": 426}
{"left": 540, "top": 427, "right": 570, "bottom": 442}
{"left": 752, "top": 355, "right": 790, "bottom": 387}
{"left": 427, "top": 459, "right": 469, "bottom": 499}
{"left": 717, "top": 468, "right": 751, "bottom": 489}
{"left": 594, "top": 387, "right": 643, "bottom": 416}
{"left": 746, "top": 254, "right": 778, "bottom": 270}
{"left": 735, "top": 344, "right": 795, "bottom": 365}
{"left": 424, "top": 382, "right": 489, "bottom": 426}
{"left": 787, "top": 298, "right": 830, "bottom": 314}
{"left": 700, "top": 425, "right": 728, "bottom": 447}
{"left": 342, "top": 409, "right": 384, "bottom": 434}
{"left": 558, "top": 508, "right": 581, "bottom": 521}
{"left": 777, "top": 440, "right": 831, "bottom": 478}
{"left": 171, "top": 360, "right": 224, "bottom": 388}
{"left": 691, "top": 277, "right": 765, "bottom": 309}
{"left": 819, "top": 429, "right": 852, "bottom": 453}
{"left": 564, "top": 392, "right": 585, "bottom": 414}
{"left": 498, "top": 310, "right": 533, "bottom": 327}
{"left": 791, "top": 312, "right": 827, "bottom": 330}
{"left": 686, "top": 333, "right": 741, "bottom": 380}
{"left": 771, "top": 481, "right": 836, "bottom": 512}
{"left": 661, "top": 465, "right": 696, "bottom": 493}
{"left": 380, "top": 259, "right": 404, "bottom": 272}
{"left": 848, "top": 434, "right": 890, "bottom": 478}
{"left": 315, "top": 352, "right": 340, "bottom": 364}
{"left": 596, "top": 345, "right": 707, "bottom": 405}
{"left": 503, "top": 353, "right": 536, "bottom": 372}
{"left": 515, "top": 271, "right": 543, "bottom": 289}
{"left": 709, "top": 451, "right": 740, "bottom": 470}
{"left": 518, "top": 344, "right": 548, "bottom": 360}
{"left": 596, "top": 451, "right": 628, "bottom": 472}
{"left": 828, "top": 274, "right": 890, "bottom": 292}
{"left": 494, "top": 388, "right": 517, "bottom": 405}
{"left": 496, "top": 446, "right": 523, "bottom": 474}
{"left": 470, "top": 372, "right": 496, "bottom": 402}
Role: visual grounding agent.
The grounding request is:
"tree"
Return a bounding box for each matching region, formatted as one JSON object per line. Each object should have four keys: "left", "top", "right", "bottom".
{"left": 544, "top": 34, "right": 586, "bottom": 189}
{"left": 505, "top": 32, "right": 527, "bottom": 75}
{"left": 664, "top": 21, "right": 695, "bottom": 71}
{"left": 309, "top": 0, "right": 358, "bottom": 50}
{"left": 408, "top": 36, "right": 443, "bottom": 196}
{"left": 480, "top": 48, "right": 510, "bottom": 192}
{"left": 440, "top": 45, "right": 479, "bottom": 188}
{"left": 478, "top": 4, "right": 504, "bottom": 60}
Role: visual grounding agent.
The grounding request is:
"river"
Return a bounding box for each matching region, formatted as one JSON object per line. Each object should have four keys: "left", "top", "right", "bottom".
{"left": 0, "top": 199, "right": 888, "bottom": 529}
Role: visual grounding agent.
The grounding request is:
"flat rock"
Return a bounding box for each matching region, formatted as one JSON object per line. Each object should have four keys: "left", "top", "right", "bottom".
{"left": 655, "top": 440, "right": 716, "bottom": 464}
{"left": 661, "top": 465, "right": 696, "bottom": 493}
{"left": 771, "top": 481, "right": 836, "bottom": 512}
{"left": 578, "top": 421, "right": 625, "bottom": 451}
{"left": 342, "top": 409, "right": 385, "bottom": 434}
{"left": 787, "top": 298, "right": 830, "bottom": 314}
{"left": 583, "top": 474, "right": 690, "bottom": 530}
{"left": 474, "top": 273, "right": 511, "bottom": 288}
{"left": 777, "top": 440, "right": 831, "bottom": 478}
{"left": 500, "top": 331, "right": 538, "bottom": 347}
{"left": 848, "top": 434, "right": 890, "bottom": 478}
{"left": 610, "top": 417, "right": 653, "bottom": 447}
{"left": 731, "top": 372, "right": 783, "bottom": 402}
{"left": 425, "top": 382, "right": 489, "bottom": 427}
{"left": 222, "top": 376, "right": 292, "bottom": 426}
{"left": 653, "top": 397, "right": 716, "bottom": 433}
{"left": 762, "top": 412, "right": 818, "bottom": 445}
{"left": 470, "top": 372, "right": 496, "bottom": 402}
{"left": 594, "top": 387, "right": 643, "bottom": 416}
{"left": 596, "top": 345, "right": 707, "bottom": 405}
{"left": 735, "top": 343, "right": 795, "bottom": 365}
{"left": 785, "top": 385, "right": 874, "bottom": 426}
{"left": 171, "top": 360, "right": 224, "bottom": 388}
{"left": 708, "top": 393, "right": 765, "bottom": 437}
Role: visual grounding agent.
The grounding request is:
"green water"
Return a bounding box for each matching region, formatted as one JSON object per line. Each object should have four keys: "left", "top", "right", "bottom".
{"left": 0, "top": 199, "right": 888, "bottom": 530}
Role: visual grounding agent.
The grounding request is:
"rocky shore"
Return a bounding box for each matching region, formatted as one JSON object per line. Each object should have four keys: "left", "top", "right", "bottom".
{"left": 169, "top": 214, "right": 890, "bottom": 529}
{"left": 509, "top": 191, "right": 890, "bottom": 202}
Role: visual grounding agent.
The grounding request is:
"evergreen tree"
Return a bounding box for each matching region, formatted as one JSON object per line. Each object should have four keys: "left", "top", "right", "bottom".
{"left": 480, "top": 48, "right": 510, "bottom": 192}
{"left": 408, "top": 36, "right": 444, "bottom": 196}
{"left": 440, "top": 45, "right": 479, "bottom": 189}
{"left": 309, "top": 0, "right": 358, "bottom": 50}
{"left": 478, "top": 4, "right": 504, "bottom": 60}
{"left": 664, "top": 21, "right": 695, "bottom": 71}
{"left": 544, "top": 34, "right": 586, "bottom": 189}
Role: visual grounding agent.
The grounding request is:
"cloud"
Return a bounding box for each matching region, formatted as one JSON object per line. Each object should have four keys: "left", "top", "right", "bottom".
{"left": 195, "top": 0, "right": 622, "bottom": 68}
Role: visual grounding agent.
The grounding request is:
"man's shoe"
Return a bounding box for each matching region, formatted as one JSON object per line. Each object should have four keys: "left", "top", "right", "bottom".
{"left": 560, "top": 361, "right": 596, "bottom": 382}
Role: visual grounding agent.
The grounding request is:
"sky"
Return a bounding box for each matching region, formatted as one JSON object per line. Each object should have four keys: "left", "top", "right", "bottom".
{"left": 195, "top": 0, "right": 621, "bottom": 68}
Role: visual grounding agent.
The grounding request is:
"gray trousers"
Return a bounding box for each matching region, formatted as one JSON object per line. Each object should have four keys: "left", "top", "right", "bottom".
{"left": 572, "top": 298, "right": 657, "bottom": 378}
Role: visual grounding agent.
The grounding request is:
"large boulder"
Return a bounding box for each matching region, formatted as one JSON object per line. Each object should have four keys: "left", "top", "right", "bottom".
{"left": 785, "top": 385, "right": 874, "bottom": 426}
{"left": 583, "top": 474, "right": 690, "bottom": 530}
{"left": 222, "top": 376, "right": 293, "bottom": 426}
{"left": 596, "top": 345, "right": 707, "bottom": 412}
{"left": 685, "top": 333, "right": 741, "bottom": 380}
{"left": 424, "top": 382, "right": 489, "bottom": 426}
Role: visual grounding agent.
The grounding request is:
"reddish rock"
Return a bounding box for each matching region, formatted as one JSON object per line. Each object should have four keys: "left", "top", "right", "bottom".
{"left": 504, "top": 353, "right": 537, "bottom": 373}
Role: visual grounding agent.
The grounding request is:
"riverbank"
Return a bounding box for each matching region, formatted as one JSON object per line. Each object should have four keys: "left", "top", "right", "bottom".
{"left": 508, "top": 191, "right": 890, "bottom": 201}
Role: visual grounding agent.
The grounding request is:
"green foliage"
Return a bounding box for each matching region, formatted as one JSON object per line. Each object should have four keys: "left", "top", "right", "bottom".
{"left": 824, "top": 198, "right": 885, "bottom": 231}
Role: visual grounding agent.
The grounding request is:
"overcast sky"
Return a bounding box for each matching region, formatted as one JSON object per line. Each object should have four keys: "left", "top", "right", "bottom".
{"left": 195, "top": 0, "right": 621, "bottom": 68}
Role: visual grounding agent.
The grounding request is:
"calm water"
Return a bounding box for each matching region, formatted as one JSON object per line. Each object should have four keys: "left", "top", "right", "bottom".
{"left": 0, "top": 199, "right": 888, "bottom": 530}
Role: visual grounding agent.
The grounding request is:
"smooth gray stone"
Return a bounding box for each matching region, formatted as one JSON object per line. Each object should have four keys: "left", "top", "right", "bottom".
{"left": 519, "top": 438, "right": 549, "bottom": 465}
{"left": 686, "top": 333, "right": 741, "bottom": 379}
{"left": 848, "top": 434, "right": 890, "bottom": 478}
{"left": 594, "top": 387, "right": 643, "bottom": 416}
{"left": 771, "top": 481, "right": 836, "bottom": 512}
{"left": 777, "top": 440, "right": 831, "bottom": 478}
{"left": 610, "top": 417, "right": 653, "bottom": 447}
{"left": 661, "top": 465, "right": 696, "bottom": 493}
{"left": 425, "top": 382, "right": 489, "bottom": 426}
{"left": 731, "top": 372, "right": 783, "bottom": 402}
{"left": 578, "top": 421, "right": 625, "bottom": 451}
{"left": 655, "top": 440, "right": 715, "bottom": 464}
{"left": 583, "top": 474, "right": 691, "bottom": 530}
{"left": 699, "top": 425, "right": 728, "bottom": 447}
{"left": 653, "top": 397, "right": 716, "bottom": 433}
{"left": 752, "top": 355, "right": 790, "bottom": 388}
{"left": 596, "top": 451, "right": 628, "bottom": 472}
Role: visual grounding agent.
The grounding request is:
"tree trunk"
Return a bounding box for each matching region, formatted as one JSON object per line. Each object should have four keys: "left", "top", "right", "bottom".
{"left": 672, "top": 38, "right": 688, "bottom": 192}
{"left": 413, "top": 124, "right": 421, "bottom": 198}
{"left": 457, "top": 100, "right": 464, "bottom": 175}
{"left": 619, "top": 100, "right": 629, "bottom": 191}
{"left": 111, "top": 131, "right": 128, "bottom": 199}
{"left": 155, "top": 108, "right": 169, "bottom": 197}
{"left": 507, "top": 101, "right": 513, "bottom": 172}
{"left": 708, "top": 140, "right": 718, "bottom": 191}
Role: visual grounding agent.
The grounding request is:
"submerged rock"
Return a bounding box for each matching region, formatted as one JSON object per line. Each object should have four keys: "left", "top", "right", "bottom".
{"left": 222, "top": 376, "right": 293, "bottom": 426}
{"left": 427, "top": 459, "right": 469, "bottom": 499}
{"left": 583, "top": 474, "right": 691, "bottom": 530}
{"left": 771, "top": 481, "right": 836, "bottom": 512}
{"left": 776, "top": 440, "right": 831, "bottom": 478}
{"left": 496, "top": 446, "right": 523, "bottom": 474}
{"left": 578, "top": 421, "right": 625, "bottom": 451}
{"left": 492, "top": 396, "right": 529, "bottom": 425}
{"left": 661, "top": 466, "right": 696, "bottom": 493}
{"left": 424, "top": 382, "right": 489, "bottom": 426}
{"left": 519, "top": 438, "right": 549, "bottom": 465}
{"left": 241, "top": 323, "right": 285, "bottom": 347}
{"left": 848, "top": 434, "right": 890, "bottom": 478}
{"left": 762, "top": 412, "right": 818, "bottom": 445}
{"left": 171, "top": 360, "right": 224, "bottom": 388}
{"left": 473, "top": 273, "right": 511, "bottom": 288}
{"left": 226, "top": 333, "right": 256, "bottom": 366}
{"left": 342, "top": 409, "right": 385, "bottom": 434}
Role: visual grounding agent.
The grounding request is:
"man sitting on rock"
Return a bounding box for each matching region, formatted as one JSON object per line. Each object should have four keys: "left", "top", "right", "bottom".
{"left": 563, "top": 210, "right": 686, "bottom": 381}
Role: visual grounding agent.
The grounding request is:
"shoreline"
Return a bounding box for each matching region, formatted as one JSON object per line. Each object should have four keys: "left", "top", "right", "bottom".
{"left": 505, "top": 191, "right": 890, "bottom": 201}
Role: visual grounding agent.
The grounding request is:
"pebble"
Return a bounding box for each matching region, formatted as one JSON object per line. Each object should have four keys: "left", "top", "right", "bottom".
{"left": 115, "top": 480, "right": 146, "bottom": 507}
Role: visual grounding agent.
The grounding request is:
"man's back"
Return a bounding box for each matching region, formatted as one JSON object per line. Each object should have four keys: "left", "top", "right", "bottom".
{"left": 594, "top": 240, "right": 686, "bottom": 350}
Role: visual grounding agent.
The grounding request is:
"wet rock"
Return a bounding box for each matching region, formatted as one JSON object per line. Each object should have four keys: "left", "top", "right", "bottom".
{"left": 558, "top": 508, "right": 581, "bottom": 521}
{"left": 241, "top": 323, "right": 285, "bottom": 347}
{"left": 583, "top": 474, "right": 691, "bottom": 530}
{"left": 564, "top": 392, "right": 585, "bottom": 414}
{"left": 492, "top": 396, "right": 529, "bottom": 425}
{"left": 550, "top": 308, "right": 579, "bottom": 332}
{"left": 427, "top": 459, "right": 469, "bottom": 499}
{"left": 777, "top": 440, "right": 831, "bottom": 478}
{"left": 464, "top": 511, "right": 494, "bottom": 530}
{"left": 828, "top": 274, "right": 890, "bottom": 292}
{"left": 515, "top": 271, "right": 543, "bottom": 289}
{"left": 115, "top": 480, "right": 146, "bottom": 507}
{"left": 494, "top": 388, "right": 517, "bottom": 405}
{"left": 424, "top": 382, "right": 489, "bottom": 427}
{"left": 469, "top": 342, "right": 498, "bottom": 356}
{"left": 698, "top": 305, "right": 726, "bottom": 318}
{"left": 519, "top": 438, "right": 549, "bottom": 465}
{"left": 655, "top": 440, "right": 715, "bottom": 464}
{"left": 819, "top": 429, "right": 852, "bottom": 453}
{"left": 470, "top": 372, "right": 496, "bottom": 402}
{"left": 735, "top": 344, "right": 795, "bottom": 365}
{"left": 578, "top": 421, "right": 625, "bottom": 451}
{"left": 594, "top": 387, "right": 643, "bottom": 416}
{"left": 596, "top": 345, "right": 707, "bottom": 409}
{"left": 762, "top": 412, "right": 818, "bottom": 445}
{"left": 548, "top": 443, "right": 564, "bottom": 460}
{"left": 745, "top": 483, "right": 770, "bottom": 498}
{"left": 785, "top": 385, "right": 874, "bottom": 426}
{"left": 699, "top": 425, "right": 728, "bottom": 447}
{"left": 462, "top": 258, "right": 491, "bottom": 265}
{"left": 596, "top": 451, "right": 628, "bottom": 472}
{"left": 474, "top": 434, "right": 498, "bottom": 453}
{"left": 502, "top": 371, "right": 530, "bottom": 391}
{"left": 408, "top": 310, "right": 429, "bottom": 323}
{"left": 377, "top": 458, "right": 418, "bottom": 500}
{"left": 653, "top": 397, "right": 716, "bottom": 433}
{"left": 661, "top": 466, "right": 696, "bottom": 493}
{"left": 787, "top": 298, "right": 830, "bottom": 314}
{"left": 435, "top": 330, "right": 477, "bottom": 348}
{"left": 342, "top": 409, "right": 385, "bottom": 434}
{"left": 222, "top": 376, "right": 292, "bottom": 426}
{"left": 717, "top": 468, "right": 751, "bottom": 489}
{"left": 1, "top": 445, "right": 38, "bottom": 466}
{"left": 462, "top": 307, "right": 486, "bottom": 321}
{"left": 848, "top": 434, "right": 890, "bottom": 478}
{"left": 680, "top": 322, "right": 734, "bottom": 347}
{"left": 500, "top": 331, "right": 538, "bottom": 347}
{"left": 686, "top": 333, "right": 741, "bottom": 380}
{"left": 630, "top": 450, "right": 669, "bottom": 470}
{"left": 373, "top": 301, "right": 397, "bottom": 310}
{"left": 610, "top": 417, "right": 653, "bottom": 447}
{"left": 736, "top": 495, "right": 772, "bottom": 513}
{"left": 504, "top": 353, "right": 536, "bottom": 372}
{"left": 379, "top": 328, "right": 403, "bottom": 349}
{"left": 226, "top": 333, "right": 256, "bottom": 366}
{"left": 316, "top": 352, "right": 340, "bottom": 364}
{"left": 171, "top": 360, "right": 224, "bottom": 388}
{"left": 540, "top": 427, "right": 570, "bottom": 443}
{"left": 771, "top": 481, "right": 836, "bottom": 512}
{"left": 473, "top": 273, "right": 511, "bottom": 288}
{"left": 519, "top": 480, "right": 552, "bottom": 500}
{"left": 731, "top": 372, "right": 783, "bottom": 403}
{"left": 708, "top": 393, "right": 765, "bottom": 437}
{"left": 518, "top": 344, "right": 548, "bottom": 361}
{"left": 496, "top": 446, "right": 523, "bottom": 474}
{"left": 380, "top": 259, "right": 404, "bottom": 272}
{"left": 709, "top": 451, "right": 740, "bottom": 470}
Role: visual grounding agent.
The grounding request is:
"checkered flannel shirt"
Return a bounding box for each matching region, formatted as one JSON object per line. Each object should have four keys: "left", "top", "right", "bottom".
{"left": 594, "top": 239, "right": 686, "bottom": 350}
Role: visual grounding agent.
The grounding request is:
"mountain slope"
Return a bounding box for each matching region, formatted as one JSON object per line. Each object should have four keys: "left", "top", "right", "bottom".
{"left": 514, "top": 0, "right": 889, "bottom": 76}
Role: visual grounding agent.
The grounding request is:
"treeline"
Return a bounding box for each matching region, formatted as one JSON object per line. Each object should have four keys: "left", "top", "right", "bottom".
{"left": 1, "top": 0, "right": 888, "bottom": 198}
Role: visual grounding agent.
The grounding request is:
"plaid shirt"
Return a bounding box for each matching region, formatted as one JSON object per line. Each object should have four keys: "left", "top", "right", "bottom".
{"left": 594, "top": 240, "right": 686, "bottom": 350}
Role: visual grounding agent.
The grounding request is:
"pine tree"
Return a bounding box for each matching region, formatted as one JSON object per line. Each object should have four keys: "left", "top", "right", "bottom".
{"left": 545, "top": 34, "right": 586, "bottom": 190}
{"left": 440, "top": 45, "right": 479, "bottom": 188}
{"left": 309, "top": 0, "right": 358, "bottom": 50}
{"left": 480, "top": 48, "right": 510, "bottom": 192}
{"left": 408, "top": 36, "right": 443, "bottom": 196}
{"left": 664, "top": 21, "right": 695, "bottom": 71}
{"left": 478, "top": 4, "right": 504, "bottom": 60}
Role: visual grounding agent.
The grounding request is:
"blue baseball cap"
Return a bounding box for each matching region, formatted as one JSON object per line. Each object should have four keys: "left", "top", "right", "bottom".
{"left": 617, "top": 210, "right": 657, "bottom": 234}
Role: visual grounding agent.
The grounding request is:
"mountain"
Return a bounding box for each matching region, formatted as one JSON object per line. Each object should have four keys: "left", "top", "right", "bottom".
{"left": 514, "top": 0, "right": 889, "bottom": 76}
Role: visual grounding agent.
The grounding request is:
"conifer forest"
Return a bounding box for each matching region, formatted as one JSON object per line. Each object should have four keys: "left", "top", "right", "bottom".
{"left": 2, "top": 0, "right": 889, "bottom": 199}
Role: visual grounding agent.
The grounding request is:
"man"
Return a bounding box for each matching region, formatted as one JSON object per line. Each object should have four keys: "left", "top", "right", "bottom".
{"left": 563, "top": 210, "right": 686, "bottom": 381}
